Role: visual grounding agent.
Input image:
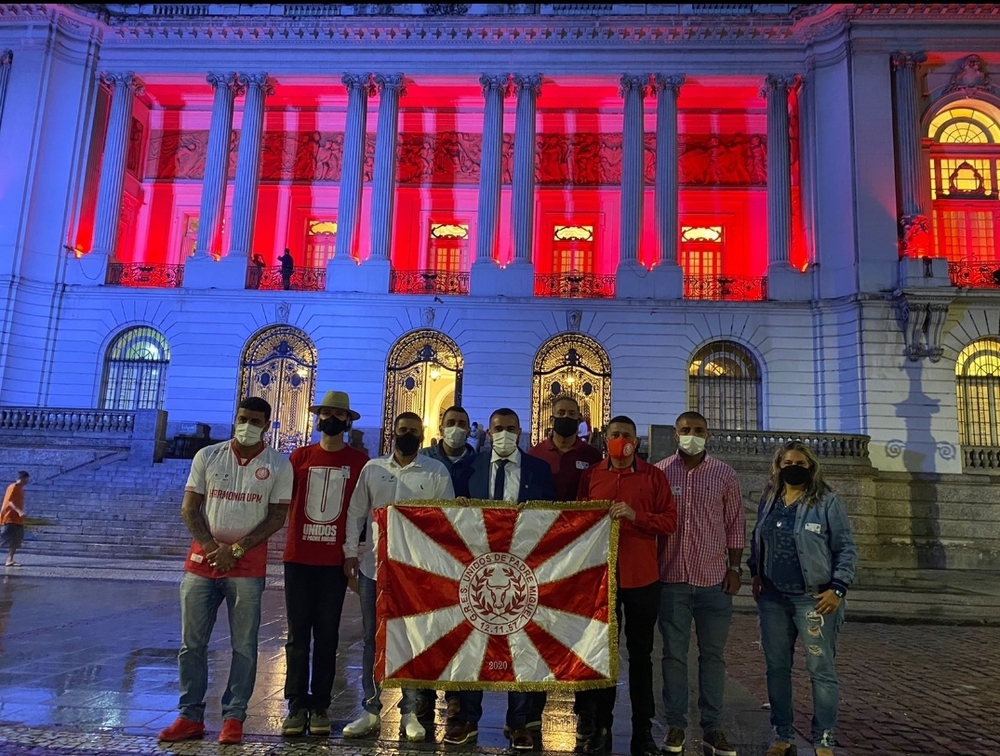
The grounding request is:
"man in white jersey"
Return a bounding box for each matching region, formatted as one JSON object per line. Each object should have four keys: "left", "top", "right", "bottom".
{"left": 159, "top": 397, "right": 294, "bottom": 746}
{"left": 342, "top": 411, "right": 454, "bottom": 743}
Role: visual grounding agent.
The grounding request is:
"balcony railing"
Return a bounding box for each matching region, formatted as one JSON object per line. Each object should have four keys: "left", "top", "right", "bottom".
{"left": 105, "top": 262, "right": 184, "bottom": 288}
{"left": 0, "top": 407, "right": 135, "bottom": 434}
{"left": 534, "top": 271, "right": 616, "bottom": 299}
{"left": 707, "top": 430, "right": 870, "bottom": 461}
{"left": 246, "top": 265, "right": 326, "bottom": 291}
{"left": 948, "top": 261, "right": 1000, "bottom": 289}
{"left": 390, "top": 269, "right": 470, "bottom": 295}
{"left": 963, "top": 446, "right": 1000, "bottom": 471}
{"left": 684, "top": 275, "right": 768, "bottom": 301}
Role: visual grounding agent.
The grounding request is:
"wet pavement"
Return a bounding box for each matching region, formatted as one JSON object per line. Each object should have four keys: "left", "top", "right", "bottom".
{"left": 0, "top": 565, "right": 996, "bottom": 755}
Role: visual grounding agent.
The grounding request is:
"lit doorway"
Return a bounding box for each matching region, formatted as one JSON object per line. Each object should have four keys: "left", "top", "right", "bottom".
{"left": 531, "top": 333, "right": 611, "bottom": 445}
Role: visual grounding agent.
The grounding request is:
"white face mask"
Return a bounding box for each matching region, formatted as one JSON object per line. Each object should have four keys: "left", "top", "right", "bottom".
{"left": 442, "top": 425, "right": 469, "bottom": 449}
{"left": 235, "top": 422, "right": 264, "bottom": 446}
{"left": 677, "top": 434, "right": 706, "bottom": 456}
{"left": 491, "top": 430, "right": 519, "bottom": 458}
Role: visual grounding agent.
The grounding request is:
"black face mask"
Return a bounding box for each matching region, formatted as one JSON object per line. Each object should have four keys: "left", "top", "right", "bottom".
{"left": 319, "top": 416, "right": 349, "bottom": 436}
{"left": 552, "top": 416, "right": 579, "bottom": 438}
{"left": 395, "top": 432, "right": 420, "bottom": 456}
{"left": 779, "top": 465, "right": 812, "bottom": 487}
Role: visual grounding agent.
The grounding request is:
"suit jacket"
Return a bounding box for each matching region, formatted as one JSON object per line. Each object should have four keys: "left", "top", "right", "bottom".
{"left": 459, "top": 449, "right": 556, "bottom": 503}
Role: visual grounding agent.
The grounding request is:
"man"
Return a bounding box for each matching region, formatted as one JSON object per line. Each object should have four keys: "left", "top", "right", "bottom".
{"left": 576, "top": 416, "right": 677, "bottom": 756}
{"left": 279, "top": 248, "right": 294, "bottom": 291}
{"left": 1, "top": 471, "right": 30, "bottom": 567}
{"left": 420, "top": 405, "right": 478, "bottom": 726}
{"left": 281, "top": 391, "right": 369, "bottom": 737}
{"left": 527, "top": 395, "right": 603, "bottom": 737}
{"left": 447, "top": 408, "right": 555, "bottom": 750}
{"left": 655, "top": 411, "right": 744, "bottom": 756}
{"left": 342, "top": 412, "right": 455, "bottom": 742}
{"left": 159, "top": 397, "right": 294, "bottom": 745}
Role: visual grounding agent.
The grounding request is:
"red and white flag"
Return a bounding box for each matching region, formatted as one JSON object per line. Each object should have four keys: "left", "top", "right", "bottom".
{"left": 373, "top": 502, "right": 619, "bottom": 691}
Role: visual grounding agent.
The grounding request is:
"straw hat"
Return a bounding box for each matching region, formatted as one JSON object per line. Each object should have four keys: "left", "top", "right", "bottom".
{"left": 308, "top": 390, "right": 361, "bottom": 421}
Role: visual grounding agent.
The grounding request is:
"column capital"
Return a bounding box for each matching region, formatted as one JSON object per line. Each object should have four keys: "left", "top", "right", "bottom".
{"left": 619, "top": 74, "right": 650, "bottom": 98}
{"left": 480, "top": 74, "right": 512, "bottom": 97}
{"left": 512, "top": 74, "right": 542, "bottom": 97}
{"left": 342, "top": 73, "right": 376, "bottom": 96}
{"left": 651, "top": 74, "right": 684, "bottom": 94}
{"left": 100, "top": 71, "right": 145, "bottom": 96}
{"left": 236, "top": 73, "right": 275, "bottom": 96}
{"left": 374, "top": 73, "right": 406, "bottom": 96}
{"left": 0, "top": 50, "right": 12, "bottom": 66}
{"left": 207, "top": 72, "right": 244, "bottom": 96}
{"left": 759, "top": 74, "right": 798, "bottom": 99}
{"left": 890, "top": 51, "right": 927, "bottom": 71}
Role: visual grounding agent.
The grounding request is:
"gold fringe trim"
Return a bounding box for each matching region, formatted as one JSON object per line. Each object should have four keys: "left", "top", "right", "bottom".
{"left": 392, "top": 498, "right": 617, "bottom": 511}
{"left": 382, "top": 678, "right": 617, "bottom": 692}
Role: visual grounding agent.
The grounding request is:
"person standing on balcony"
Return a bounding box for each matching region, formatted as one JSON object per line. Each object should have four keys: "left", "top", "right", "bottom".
{"left": 280, "top": 391, "right": 369, "bottom": 738}
{"left": 279, "top": 248, "right": 295, "bottom": 291}
{"left": 251, "top": 254, "right": 266, "bottom": 290}
{"left": 575, "top": 416, "right": 677, "bottom": 756}
{"left": 342, "top": 412, "right": 455, "bottom": 743}
{"left": 655, "top": 411, "right": 744, "bottom": 756}
{"left": 158, "top": 397, "right": 294, "bottom": 746}
{"left": 749, "top": 441, "right": 857, "bottom": 756}
{"left": 525, "top": 395, "right": 603, "bottom": 742}
{"left": 1, "top": 471, "right": 30, "bottom": 567}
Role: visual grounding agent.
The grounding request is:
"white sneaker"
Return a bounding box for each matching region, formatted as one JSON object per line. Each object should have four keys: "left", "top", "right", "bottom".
{"left": 342, "top": 711, "right": 380, "bottom": 738}
{"left": 400, "top": 712, "right": 426, "bottom": 742}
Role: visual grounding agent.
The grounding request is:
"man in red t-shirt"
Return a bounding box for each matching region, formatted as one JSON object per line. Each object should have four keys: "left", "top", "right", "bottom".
{"left": 280, "top": 391, "right": 369, "bottom": 737}
{"left": 1, "top": 471, "right": 30, "bottom": 567}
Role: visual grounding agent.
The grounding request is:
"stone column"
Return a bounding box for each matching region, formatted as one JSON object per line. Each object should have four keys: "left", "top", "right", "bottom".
{"left": 328, "top": 74, "right": 374, "bottom": 292}
{"left": 185, "top": 73, "right": 242, "bottom": 289}
{"left": 228, "top": 74, "right": 273, "bottom": 262}
{"left": 892, "top": 51, "right": 931, "bottom": 259}
{"left": 90, "top": 73, "right": 144, "bottom": 260}
{"left": 0, "top": 50, "right": 12, "bottom": 132}
{"left": 653, "top": 74, "right": 684, "bottom": 267}
{"left": 470, "top": 74, "right": 510, "bottom": 295}
{"left": 618, "top": 75, "right": 647, "bottom": 266}
{"left": 510, "top": 74, "right": 541, "bottom": 264}
{"left": 369, "top": 74, "right": 405, "bottom": 263}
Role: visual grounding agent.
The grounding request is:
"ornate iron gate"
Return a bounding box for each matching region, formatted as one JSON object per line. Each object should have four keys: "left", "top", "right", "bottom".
{"left": 531, "top": 333, "right": 611, "bottom": 446}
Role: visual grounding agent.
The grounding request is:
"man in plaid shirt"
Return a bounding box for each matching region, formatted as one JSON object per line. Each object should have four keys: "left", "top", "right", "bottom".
{"left": 655, "top": 411, "right": 745, "bottom": 756}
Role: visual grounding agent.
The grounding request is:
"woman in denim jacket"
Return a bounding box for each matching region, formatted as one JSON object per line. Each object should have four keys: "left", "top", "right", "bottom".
{"left": 747, "top": 441, "right": 857, "bottom": 756}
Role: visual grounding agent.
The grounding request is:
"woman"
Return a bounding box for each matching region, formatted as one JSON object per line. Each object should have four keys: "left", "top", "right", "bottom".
{"left": 748, "top": 441, "right": 857, "bottom": 756}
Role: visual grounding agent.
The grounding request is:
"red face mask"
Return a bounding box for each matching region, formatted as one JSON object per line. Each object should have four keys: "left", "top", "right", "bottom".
{"left": 607, "top": 436, "right": 636, "bottom": 461}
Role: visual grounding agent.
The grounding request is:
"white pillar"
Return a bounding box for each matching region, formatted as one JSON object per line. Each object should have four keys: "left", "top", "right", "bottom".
{"left": 91, "top": 72, "right": 143, "bottom": 259}
{"left": 228, "top": 73, "right": 272, "bottom": 261}
{"left": 511, "top": 74, "right": 541, "bottom": 264}
{"left": 470, "top": 74, "right": 511, "bottom": 296}
{"left": 618, "top": 75, "right": 647, "bottom": 266}
{"left": 891, "top": 51, "right": 931, "bottom": 259}
{"left": 653, "top": 74, "right": 683, "bottom": 267}
{"left": 193, "top": 72, "right": 241, "bottom": 261}
{"left": 369, "top": 74, "right": 405, "bottom": 263}
{"left": 0, "top": 50, "right": 12, "bottom": 132}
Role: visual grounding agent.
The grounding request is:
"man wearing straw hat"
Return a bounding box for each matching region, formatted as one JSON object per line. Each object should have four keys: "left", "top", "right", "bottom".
{"left": 280, "top": 391, "right": 369, "bottom": 737}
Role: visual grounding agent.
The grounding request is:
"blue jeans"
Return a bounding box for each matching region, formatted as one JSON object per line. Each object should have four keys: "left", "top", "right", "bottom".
{"left": 758, "top": 590, "right": 845, "bottom": 747}
{"left": 658, "top": 582, "right": 733, "bottom": 732}
{"left": 455, "top": 691, "right": 531, "bottom": 727}
{"left": 177, "top": 572, "right": 265, "bottom": 723}
{"left": 358, "top": 573, "right": 418, "bottom": 715}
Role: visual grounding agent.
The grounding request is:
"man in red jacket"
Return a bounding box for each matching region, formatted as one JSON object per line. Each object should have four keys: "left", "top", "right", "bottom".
{"left": 575, "top": 415, "right": 677, "bottom": 756}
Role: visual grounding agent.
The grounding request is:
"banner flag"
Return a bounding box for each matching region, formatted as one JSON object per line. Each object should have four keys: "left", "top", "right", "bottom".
{"left": 373, "top": 500, "right": 619, "bottom": 691}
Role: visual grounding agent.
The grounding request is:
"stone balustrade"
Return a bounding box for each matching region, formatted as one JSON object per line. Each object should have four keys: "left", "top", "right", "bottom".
{"left": 962, "top": 445, "right": 1000, "bottom": 471}
{"left": 648, "top": 425, "right": 870, "bottom": 466}
{"left": 0, "top": 407, "right": 135, "bottom": 434}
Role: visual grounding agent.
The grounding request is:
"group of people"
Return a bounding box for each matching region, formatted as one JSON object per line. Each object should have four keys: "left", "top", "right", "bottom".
{"left": 155, "top": 390, "right": 857, "bottom": 756}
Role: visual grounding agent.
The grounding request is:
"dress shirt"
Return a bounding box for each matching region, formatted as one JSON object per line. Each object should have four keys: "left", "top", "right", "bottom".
{"left": 489, "top": 448, "right": 522, "bottom": 502}
{"left": 344, "top": 453, "right": 455, "bottom": 580}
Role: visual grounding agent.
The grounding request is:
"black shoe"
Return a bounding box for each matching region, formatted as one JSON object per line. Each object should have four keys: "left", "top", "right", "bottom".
{"left": 576, "top": 714, "right": 596, "bottom": 745}
{"left": 414, "top": 694, "right": 435, "bottom": 724}
{"left": 631, "top": 734, "right": 660, "bottom": 756}
{"left": 582, "top": 727, "right": 611, "bottom": 755}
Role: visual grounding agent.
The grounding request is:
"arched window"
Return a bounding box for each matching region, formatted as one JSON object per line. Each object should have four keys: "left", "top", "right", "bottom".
{"left": 101, "top": 326, "right": 170, "bottom": 410}
{"left": 238, "top": 326, "right": 317, "bottom": 453}
{"left": 927, "top": 102, "right": 1000, "bottom": 272}
{"left": 688, "top": 341, "right": 761, "bottom": 430}
{"left": 955, "top": 338, "right": 1000, "bottom": 448}
{"left": 383, "top": 330, "right": 463, "bottom": 455}
{"left": 531, "top": 333, "right": 611, "bottom": 445}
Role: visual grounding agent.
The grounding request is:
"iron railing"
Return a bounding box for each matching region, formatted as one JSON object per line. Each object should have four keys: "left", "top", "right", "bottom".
{"left": 948, "top": 261, "right": 1000, "bottom": 289}
{"left": 684, "top": 275, "right": 768, "bottom": 301}
{"left": 534, "top": 272, "right": 616, "bottom": 299}
{"left": 963, "top": 446, "right": 1000, "bottom": 471}
{"left": 246, "top": 265, "right": 326, "bottom": 291}
{"left": 105, "top": 262, "right": 185, "bottom": 288}
{"left": 390, "top": 269, "right": 471, "bottom": 295}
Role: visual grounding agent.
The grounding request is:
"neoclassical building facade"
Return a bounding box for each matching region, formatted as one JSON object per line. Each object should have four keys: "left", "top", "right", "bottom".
{"left": 0, "top": 3, "right": 999, "bottom": 479}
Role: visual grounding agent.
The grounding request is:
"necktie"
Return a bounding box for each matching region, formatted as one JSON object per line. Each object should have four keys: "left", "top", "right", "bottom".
{"left": 493, "top": 458, "right": 508, "bottom": 501}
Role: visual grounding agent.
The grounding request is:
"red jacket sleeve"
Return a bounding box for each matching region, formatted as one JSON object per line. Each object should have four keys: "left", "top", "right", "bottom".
{"left": 576, "top": 466, "right": 594, "bottom": 502}
{"left": 632, "top": 465, "right": 678, "bottom": 536}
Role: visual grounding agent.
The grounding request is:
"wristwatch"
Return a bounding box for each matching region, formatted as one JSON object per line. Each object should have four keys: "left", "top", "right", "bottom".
{"left": 832, "top": 587, "right": 845, "bottom": 598}
{"left": 231, "top": 543, "right": 246, "bottom": 560}
{"left": 727, "top": 565, "right": 744, "bottom": 577}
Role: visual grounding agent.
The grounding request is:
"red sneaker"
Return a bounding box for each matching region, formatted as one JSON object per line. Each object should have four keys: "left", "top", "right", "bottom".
{"left": 158, "top": 717, "right": 205, "bottom": 742}
{"left": 219, "top": 718, "right": 244, "bottom": 744}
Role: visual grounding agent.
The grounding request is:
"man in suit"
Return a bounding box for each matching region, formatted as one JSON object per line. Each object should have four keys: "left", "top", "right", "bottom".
{"left": 444, "top": 408, "right": 555, "bottom": 750}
